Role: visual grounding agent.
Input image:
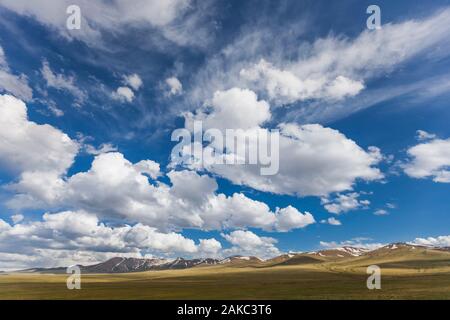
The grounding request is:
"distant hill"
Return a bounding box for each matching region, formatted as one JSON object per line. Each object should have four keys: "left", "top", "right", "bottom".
{"left": 18, "top": 257, "right": 222, "bottom": 274}
{"left": 11, "top": 243, "right": 450, "bottom": 274}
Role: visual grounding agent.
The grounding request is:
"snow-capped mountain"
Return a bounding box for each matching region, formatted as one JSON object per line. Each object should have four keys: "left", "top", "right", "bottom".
{"left": 14, "top": 242, "right": 450, "bottom": 274}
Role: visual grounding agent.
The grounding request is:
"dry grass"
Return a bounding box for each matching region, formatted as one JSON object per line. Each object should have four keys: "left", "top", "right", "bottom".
{"left": 1, "top": 261, "right": 450, "bottom": 300}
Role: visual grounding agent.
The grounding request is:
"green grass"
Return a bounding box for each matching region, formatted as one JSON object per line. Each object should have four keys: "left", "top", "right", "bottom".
{"left": 1, "top": 264, "right": 450, "bottom": 300}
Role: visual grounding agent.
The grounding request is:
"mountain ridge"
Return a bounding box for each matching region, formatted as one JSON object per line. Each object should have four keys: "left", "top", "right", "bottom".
{"left": 10, "top": 243, "right": 450, "bottom": 274}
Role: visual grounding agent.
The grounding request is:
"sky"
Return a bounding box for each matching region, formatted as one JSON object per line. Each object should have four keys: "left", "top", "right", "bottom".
{"left": 0, "top": 0, "right": 450, "bottom": 270}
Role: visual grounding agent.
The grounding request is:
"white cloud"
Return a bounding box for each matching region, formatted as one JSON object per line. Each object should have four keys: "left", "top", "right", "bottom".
{"left": 186, "top": 88, "right": 270, "bottom": 131}
{"left": 165, "top": 76, "right": 183, "bottom": 96}
{"left": 274, "top": 206, "right": 315, "bottom": 232}
{"left": 0, "top": 45, "right": 33, "bottom": 101}
{"left": 0, "top": 210, "right": 220, "bottom": 269}
{"left": 292, "top": 8, "right": 450, "bottom": 81}
{"left": 416, "top": 130, "right": 437, "bottom": 141}
{"left": 0, "top": 0, "right": 193, "bottom": 46}
{"left": 187, "top": 8, "right": 450, "bottom": 122}
{"left": 325, "top": 76, "right": 365, "bottom": 100}
{"left": 10, "top": 171, "right": 67, "bottom": 206}
{"left": 240, "top": 59, "right": 364, "bottom": 104}
{"left": 0, "top": 250, "right": 137, "bottom": 271}
{"left": 374, "top": 209, "right": 389, "bottom": 216}
{"left": 0, "top": 46, "right": 6, "bottom": 66}
{"left": 386, "top": 203, "right": 397, "bottom": 209}
{"left": 46, "top": 100, "right": 64, "bottom": 117}
{"left": 320, "top": 239, "right": 384, "bottom": 250}
{"left": 180, "top": 85, "right": 383, "bottom": 198}
{"left": 185, "top": 121, "right": 383, "bottom": 197}
{"left": 134, "top": 160, "right": 161, "bottom": 180}
{"left": 412, "top": 235, "right": 450, "bottom": 247}
{"left": 97, "top": 0, "right": 191, "bottom": 27}
{"left": 239, "top": 59, "right": 324, "bottom": 104}
{"left": 8, "top": 150, "right": 314, "bottom": 232}
{"left": 85, "top": 143, "right": 118, "bottom": 155}
{"left": 112, "top": 74, "right": 143, "bottom": 103}
{"left": 0, "top": 219, "right": 10, "bottom": 232}
{"left": 198, "top": 238, "right": 222, "bottom": 257}
{"left": 0, "top": 94, "right": 79, "bottom": 176}
{"left": 112, "top": 86, "right": 135, "bottom": 103}
{"left": 321, "top": 217, "right": 342, "bottom": 226}
{"left": 124, "top": 74, "right": 143, "bottom": 91}
{"left": 0, "top": 209, "right": 307, "bottom": 269}
{"left": 11, "top": 213, "right": 24, "bottom": 224}
{"left": 403, "top": 135, "right": 450, "bottom": 183}
{"left": 40, "top": 60, "right": 86, "bottom": 105}
{"left": 221, "top": 230, "right": 281, "bottom": 259}
{"left": 321, "top": 192, "right": 370, "bottom": 214}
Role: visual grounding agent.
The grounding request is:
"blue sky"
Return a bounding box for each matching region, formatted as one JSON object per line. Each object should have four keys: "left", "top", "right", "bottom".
{"left": 0, "top": 0, "right": 450, "bottom": 269}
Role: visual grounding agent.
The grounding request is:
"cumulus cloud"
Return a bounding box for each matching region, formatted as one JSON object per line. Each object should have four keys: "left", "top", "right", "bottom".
{"left": 403, "top": 134, "right": 450, "bottom": 183}
{"left": 59, "top": 153, "right": 312, "bottom": 229}
{"left": 0, "top": 94, "right": 79, "bottom": 176}
{"left": 180, "top": 87, "right": 383, "bottom": 197}
{"left": 240, "top": 59, "right": 364, "bottom": 104}
{"left": 112, "top": 86, "right": 135, "bottom": 103}
{"left": 113, "top": 74, "right": 143, "bottom": 103}
{"left": 221, "top": 230, "right": 281, "bottom": 259}
{"left": 239, "top": 59, "right": 324, "bottom": 104}
{"left": 325, "top": 76, "right": 365, "bottom": 100}
{"left": 0, "top": 210, "right": 218, "bottom": 269}
{"left": 0, "top": 99, "right": 314, "bottom": 233}
{"left": 186, "top": 88, "right": 270, "bottom": 131}
{"left": 274, "top": 206, "right": 315, "bottom": 231}
{"left": 0, "top": 45, "right": 33, "bottom": 101}
{"left": 134, "top": 160, "right": 162, "bottom": 180}
{"left": 165, "top": 76, "right": 183, "bottom": 96}
{"left": 321, "top": 192, "right": 370, "bottom": 214}
{"left": 182, "top": 112, "right": 383, "bottom": 197}
{"left": 412, "top": 235, "right": 450, "bottom": 247}
{"left": 124, "top": 74, "right": 143, "bottom": 91}
{"left": 9, "top": 151, "right": 314, "bottom": 232}
{"left": 197, "top": 238, "right": 222, "bottom": 257}
{"left": 320, "top": 217, "right": 342, "bottom": 226}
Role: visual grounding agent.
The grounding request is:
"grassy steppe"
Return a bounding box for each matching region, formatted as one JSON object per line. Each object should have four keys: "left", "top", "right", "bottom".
{"left": 1, "top": 263, "right": 450, "bottom": 299}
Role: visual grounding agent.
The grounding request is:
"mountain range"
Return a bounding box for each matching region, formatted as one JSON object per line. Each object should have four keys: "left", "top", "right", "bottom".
{"left": 14, "top": 242, "right": 450, "bottom": 274}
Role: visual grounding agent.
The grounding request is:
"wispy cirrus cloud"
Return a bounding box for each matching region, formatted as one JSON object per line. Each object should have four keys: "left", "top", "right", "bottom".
{"left": 187, "top": 7, "right": 450, "bottom": 123}
{"left": 40, "top": 60, "right": 86, "bottom": 106}
{"left": 0, "top": 0, "right": 215, "bottom": 48}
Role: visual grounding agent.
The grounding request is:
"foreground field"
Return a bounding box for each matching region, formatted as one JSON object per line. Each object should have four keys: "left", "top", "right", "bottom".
{"left": 2, "top": 244, "right": 450, "bottom": 299}
{"left": 1, "top": 263, "right": 450, "bottom": 300}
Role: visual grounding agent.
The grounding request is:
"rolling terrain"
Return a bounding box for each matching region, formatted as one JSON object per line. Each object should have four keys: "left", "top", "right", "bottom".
{"left": 1, "top": 243, "right": 450, "bottom": 299}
